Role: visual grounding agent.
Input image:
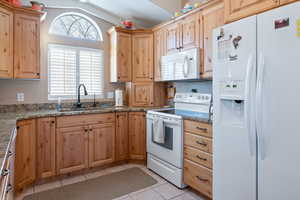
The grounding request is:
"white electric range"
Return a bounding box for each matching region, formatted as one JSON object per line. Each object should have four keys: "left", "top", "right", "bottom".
{"left": 146, "top": 93, "right": 212, "bottom": 188}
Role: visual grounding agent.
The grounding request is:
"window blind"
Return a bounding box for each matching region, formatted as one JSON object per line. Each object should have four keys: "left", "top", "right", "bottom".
{"left": 48, "top": 44, "right": 104, "bottom": 99}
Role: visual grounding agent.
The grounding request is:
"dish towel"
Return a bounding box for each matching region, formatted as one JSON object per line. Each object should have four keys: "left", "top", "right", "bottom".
{"left": 153, "top": 117, "right": 165, "bottom": 144}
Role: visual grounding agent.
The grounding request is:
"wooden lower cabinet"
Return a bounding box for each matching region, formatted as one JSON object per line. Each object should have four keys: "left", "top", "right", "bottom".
{"left": 115, "top": 112, "right": 129, "bottom": 161}
{"left": 15, "top": 119, "right": 36, "bottom": 192}
{"left": 129, "top": 112, "right": 146, "bottom": 160}
{"left": 184, "top": 159, "right": 212, "bottom": 198}
{"left": 56, "top": 126, "right": 89, "bottom": 175}
{"left": 36, "top": 117, "right": 56, "bottom": 179}
{"left": 89, "top": 123, "right": 115, "bottom": 167}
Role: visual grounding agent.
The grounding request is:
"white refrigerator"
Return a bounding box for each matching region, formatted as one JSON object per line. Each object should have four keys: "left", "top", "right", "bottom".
{"left": 213, "top": 2, "right": 300, "bottom": 200}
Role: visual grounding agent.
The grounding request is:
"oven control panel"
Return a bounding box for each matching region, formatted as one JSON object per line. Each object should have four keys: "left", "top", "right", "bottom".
{"left": 174, "top": 93, "right": 212, "bottom": 104}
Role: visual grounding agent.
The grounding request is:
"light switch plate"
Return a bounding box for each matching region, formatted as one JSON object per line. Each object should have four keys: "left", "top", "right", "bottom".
{"left": 16, "top": 93, "right": 24, "bottom": 102}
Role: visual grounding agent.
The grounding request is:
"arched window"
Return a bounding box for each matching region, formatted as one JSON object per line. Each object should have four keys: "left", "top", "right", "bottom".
{"left": 48, "top": 12, "right": 105, "bottom": 100}
{"left": 49, "top": 12, "right": 102, "bottom": 41}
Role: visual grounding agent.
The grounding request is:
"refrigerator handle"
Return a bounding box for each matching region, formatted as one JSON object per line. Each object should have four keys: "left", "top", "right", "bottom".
{"left": 256, "top": 53, "right": 266, "bottom": 160}
{"left": 244, "top": 54, "right": 255, "bottom": 157}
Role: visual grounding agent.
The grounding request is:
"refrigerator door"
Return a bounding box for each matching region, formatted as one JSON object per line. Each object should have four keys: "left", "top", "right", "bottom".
{"left": 213, "top": 16, "right": 257, "bottom": 200}
{"left": 257, "top": 2, "right": 300, "bottom": 200}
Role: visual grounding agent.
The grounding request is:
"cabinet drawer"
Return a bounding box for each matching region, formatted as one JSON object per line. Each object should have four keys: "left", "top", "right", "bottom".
{"left": 57, "top": 113, "right": 115, "bottom": 128}
{"left": 184, "top": 159, "right": 212, "bottom": 198}
{"left": 184, "top": 120, "right": 212, "bottom": 138}
{"left": 185, "top": 132, "right": 212, "bottom": 153}
{"left": 184, "top": 146, "right": 212, "bottom": 169}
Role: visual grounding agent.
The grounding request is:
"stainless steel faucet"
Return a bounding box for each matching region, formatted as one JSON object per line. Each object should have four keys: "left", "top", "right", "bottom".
{"left": 76, "top": 84, "right": 88, "bottom": 108}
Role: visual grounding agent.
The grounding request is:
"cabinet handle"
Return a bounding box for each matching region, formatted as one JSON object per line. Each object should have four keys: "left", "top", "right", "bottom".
{"left": 84, "top": 129, "right": 88, "bottom": 132}
{"left": 89, "top": 129, "right": 92, "bottom": 131}
{"left": 196, "top": 127, "right": 208, "bottom": 132}
{"left": 196, "top": 155, "right": 207, "bottom": 161}
{"left": 196, "top": 176, "right": 208, "bottom": 182}
{"left": 51, "top": 121, "right": 55, "bottom": 124}
{"left": 16, "top": 126, "right": 20, "bottom": 130}
{"left": 37, "top": 73, "right": 40, "bottom": 76}
{"left": 196, "top": 141, "right": 207, "bottom": 146}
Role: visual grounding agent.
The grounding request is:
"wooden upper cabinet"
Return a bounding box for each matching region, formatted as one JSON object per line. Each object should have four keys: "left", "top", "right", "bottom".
{"left": 0, "top": 6, "right": 13, "bottom": 79}
{"left": 15, "top": 119, "right": 36, "bottom": 192}
{"left": 129, "top": 82, "right": 154, "bottom": 107}
{"left": 132, "top": 33, "right": 154, "bottom": 82}
{"left": 56, "top": 126, "right": 89, "bottom": 175}
{"left": 14, "top": 13, "right": 40, "bottom": 79}
{"left": 181, "top": 13, "right": 201, "bottom": 51}
{"left": 115, "top": 112, "right": 129, "bottom": 161}
{"left": 109, "top": 28, "right": 132, "bottom": 82}
{"left": 202, "top": 2, "right": 224, "bottom": 79}
{"left": 89, "top": 123, "right": 115, "bottom": 167}
{"left": 36, "top": 117, "right": 56, "bottom": 179}
{"left": 154, "top": 28, "right": 167, "bottom": 82}
{"left": 129, "top": 112, "right": 146, "bottom": 160}
{"left": 166, "top": 22, "right": 180, "bottom": 54}
{"left": 224, "top": 0, "right": 279, "bottom": 23}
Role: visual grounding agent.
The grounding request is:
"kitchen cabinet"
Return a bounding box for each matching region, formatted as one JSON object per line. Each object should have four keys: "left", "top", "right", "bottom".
{"left": 15, "top": 119, "right": 36, "bottom": 192}
{"left": 126, "top": 82, "right": 166, "bottom": 107}
{"left": 115, "top": 112, "right": 129, "bottom": 161}
{"left": 14, "top": 12, "right": 40, "bottom": 79}
{"left": 56, "top": 113, "right": 115, "bottom": 174}
{"left": 129, "top": 112, "right": 146, "bottom": 160}
{"left": 224, "top": 0, "right": 279, "bottom": 23}
{"left": 89, "top": 123, "right": 115, "bottom": 167}
{"left": 132, "top": 32, "right": 154, "bottom": 82}
{"left": 183, "top": 120, "right": 213, "bottom": 198}
{"left": 36, "top": 117, "right": 56, "bottom": 179}
{"left": 154, "top": 28, "right": 167, "bottom": 82}
{"left": 0, "top": 5, "right": 13, "bottom": 79}
{"left": 56, "top": 126, "right": 89, "bottom": 175}
{"left": 181, "top": 13, "right": 201, "bottom": 51}
{"left": 108, "top": 27, "right": 132, "bottom": 82}
{"left": 202, "top": 2, "right": 224, "bottom": 79}
{"left": 166, "top": 22, "right": 181, "bottom": 54}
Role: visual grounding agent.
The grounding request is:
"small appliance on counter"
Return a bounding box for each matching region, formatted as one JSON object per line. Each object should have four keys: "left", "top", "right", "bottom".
{"left": 115, "top": 89, "right": 124, "bottom": 107}
{"left": 146, "top": 92, "right": 212, "bottom": 188}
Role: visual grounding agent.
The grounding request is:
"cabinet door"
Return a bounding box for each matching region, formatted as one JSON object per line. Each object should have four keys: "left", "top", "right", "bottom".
{"left": 154, "top": 28, "right": 167, "bottom": 81}
{"left": 115, "top": 112, "right": 129, "bottom": 161}
{"left": 130, "top": 82, "right": 154, "bottom": 107}
{"left": 132, "top": 33, "right": 154, "bottom": 82}
{"left": 36, "top": 117, "right": 56, "bottom": 179}
{"left": 57, "top": 126, "right": 89, "bottom": 175}
{"left": 0, "top": 6, "right": 13, "bottom": 78}
{"left": 117, "top": 32, "right": 132, "bottom": 82}
{"left": 88, "top": 123, "right": 115, "bottom": 167}
{"left": 202, "top": 3, "right": 224, "bottom": 79}
{"left": 166, "top": 22, "right": 181, "bottom": 54}
{"left": 129, "top": 112, "right": 146, "bottom": 160}
{"left": 14, "top": 13, "right": 40, "bottom": 79}
{"left": 224, "top": 0, "right": 279, "bottom": 23}
{"left": 181, "top": 13, "right": 200, "bottom": 51}
{"left": 15, "top": 119, "right": 36, "bottom": 191}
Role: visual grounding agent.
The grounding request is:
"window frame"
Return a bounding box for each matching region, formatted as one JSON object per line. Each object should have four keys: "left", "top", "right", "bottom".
{"left": 48, "top": 44, "right": 104, "bottom": 100}
{"left": 49, "top": 12, "right": 103, "bottom": 42}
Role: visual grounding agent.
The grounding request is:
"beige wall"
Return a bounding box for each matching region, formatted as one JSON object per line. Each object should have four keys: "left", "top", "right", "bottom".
{"left": 0, "top": 8, "right": 123, "bottom": 105}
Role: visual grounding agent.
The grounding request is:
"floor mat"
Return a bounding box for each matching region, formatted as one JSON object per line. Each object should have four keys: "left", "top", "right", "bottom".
{"left": 24, "top": 167, "right": 158, "bottom": 200}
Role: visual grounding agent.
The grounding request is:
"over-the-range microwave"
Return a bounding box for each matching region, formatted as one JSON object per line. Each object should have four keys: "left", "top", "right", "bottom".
{"left": 160, "top": 48, "right": 200, "bottom": 81}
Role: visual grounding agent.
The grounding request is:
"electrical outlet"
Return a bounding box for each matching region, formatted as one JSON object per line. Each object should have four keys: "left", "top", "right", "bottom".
{"left": 16, "top": 93, "right": 24, "bottom": 102}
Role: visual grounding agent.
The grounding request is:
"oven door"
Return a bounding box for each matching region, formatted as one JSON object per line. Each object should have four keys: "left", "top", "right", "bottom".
{"left": 147, "top": 116, "right": 183, "bottom": 168}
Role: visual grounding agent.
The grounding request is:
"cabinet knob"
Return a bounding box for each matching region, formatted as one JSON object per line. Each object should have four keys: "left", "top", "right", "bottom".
{"left": 37, "top": 73, "right": 40, "bottom": 76}
{"left": 51, "top": 121, "right": 55, "bottom": 124}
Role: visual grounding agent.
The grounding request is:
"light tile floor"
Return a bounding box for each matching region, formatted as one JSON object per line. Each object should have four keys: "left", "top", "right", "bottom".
{"left": 16, "top": 164, "right": 207, "bottom": 200}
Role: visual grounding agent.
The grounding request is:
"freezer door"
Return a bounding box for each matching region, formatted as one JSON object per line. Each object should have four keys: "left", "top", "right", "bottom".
{"left": 257, "top": 2, "right": 300, "bottom": 200}
{"left": 213, "top": 16, "right": 257, "bottom": 200}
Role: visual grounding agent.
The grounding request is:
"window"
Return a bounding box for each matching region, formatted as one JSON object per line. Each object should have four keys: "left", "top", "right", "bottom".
{"left": 48, "top": 44, "right": 104, "bottom": 99}
{"left": 48, "top": 12, "right": 105, "bottom": 100}
{"left": 49, "top": 13, "right": 102, "bottom": 41}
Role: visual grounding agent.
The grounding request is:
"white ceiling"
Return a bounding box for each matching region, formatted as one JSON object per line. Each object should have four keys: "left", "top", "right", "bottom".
{"left": 87, "top": 0, "right": 177, "bottom": 28}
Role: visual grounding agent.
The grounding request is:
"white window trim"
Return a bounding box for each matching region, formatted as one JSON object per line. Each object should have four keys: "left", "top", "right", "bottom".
{"left": 49, "top": 12, "right": 103, "bottom": 42}
{"left": 48, "top": 44, "right": 105, "bottom": 101}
